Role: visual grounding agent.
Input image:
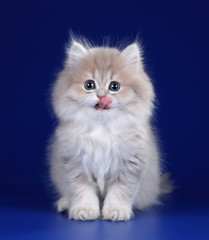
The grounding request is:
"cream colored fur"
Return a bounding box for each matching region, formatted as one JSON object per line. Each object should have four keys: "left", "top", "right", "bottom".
{"left": 49, "top": 36, "right": 170, "bottom": 221}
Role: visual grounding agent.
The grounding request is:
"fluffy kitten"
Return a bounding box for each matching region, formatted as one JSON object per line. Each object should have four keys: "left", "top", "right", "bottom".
{"left": 49, "top": 36, "right": 170, "bottom": 221}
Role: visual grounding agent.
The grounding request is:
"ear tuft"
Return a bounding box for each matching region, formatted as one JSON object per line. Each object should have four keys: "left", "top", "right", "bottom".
{"left": 121, "top": 43, "right": 143, "bottom": 70}
{"left": 66, "top": 41, "right": 87, "bottom": 67}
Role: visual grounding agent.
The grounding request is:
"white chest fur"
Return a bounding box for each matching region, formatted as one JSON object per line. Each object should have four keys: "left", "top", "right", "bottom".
{"left": 80, "top": 126, "right": 115, "bottom": 191}
{"left": 56, "top": 122, "right": 142, "bottom": 193}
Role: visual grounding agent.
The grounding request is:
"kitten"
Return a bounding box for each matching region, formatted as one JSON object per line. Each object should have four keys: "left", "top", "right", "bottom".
{"left": 49, "top": 36, "right": 171, "bottom": 221}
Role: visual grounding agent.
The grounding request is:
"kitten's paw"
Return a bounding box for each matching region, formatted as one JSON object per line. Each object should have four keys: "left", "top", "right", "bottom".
{"left": 69, "top": 205, "right": 100, "bottom": 220}
{"left": 102, "top": 205, "right": 132, "bottom": 221}
{"left": 57, "top": 197, "right": 70, "bottom": 213}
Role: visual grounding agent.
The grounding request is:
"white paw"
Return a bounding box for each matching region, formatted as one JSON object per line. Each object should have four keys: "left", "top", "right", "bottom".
{"left": 57, "top": 197, "right": 70, "bottom": 213}
{"left": 102, "top": 205, "right": 132, "bottom": 221}
{"left": 69, "top": 205, "right": 100, "bottom": 220}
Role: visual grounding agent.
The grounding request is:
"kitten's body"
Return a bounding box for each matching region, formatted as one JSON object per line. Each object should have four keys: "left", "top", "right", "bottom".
{"left": 49, "top": 38, "right": 170, "bottom": 221}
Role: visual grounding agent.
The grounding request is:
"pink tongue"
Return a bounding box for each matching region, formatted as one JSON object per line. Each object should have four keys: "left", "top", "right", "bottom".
{"left": 96, "top": 96, "right": 112, "bottom": 110}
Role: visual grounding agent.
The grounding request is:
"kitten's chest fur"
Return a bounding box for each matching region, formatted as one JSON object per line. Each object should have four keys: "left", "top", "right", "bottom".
{"left": 57, "top": 122, "right": 141, "bottom": 192}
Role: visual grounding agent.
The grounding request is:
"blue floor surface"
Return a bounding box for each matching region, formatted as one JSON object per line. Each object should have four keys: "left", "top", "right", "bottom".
{"left": 1, "top": 188, "right": 209, "bottom": 240}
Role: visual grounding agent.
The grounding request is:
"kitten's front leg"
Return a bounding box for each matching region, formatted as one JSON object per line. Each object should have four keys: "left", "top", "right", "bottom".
{"left": 102, "top": 183, "right": 133, "bottom": 221}
{"left": 102, "top": 159, "right": 144, "bottom": 221}
{"left": 69, "top": 181, "right": 100, "bottom": 220}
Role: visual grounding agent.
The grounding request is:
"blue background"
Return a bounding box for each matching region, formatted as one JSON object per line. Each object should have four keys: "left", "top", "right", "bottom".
{"left": 1, "top": 0, "right": 209, "bottom": 239}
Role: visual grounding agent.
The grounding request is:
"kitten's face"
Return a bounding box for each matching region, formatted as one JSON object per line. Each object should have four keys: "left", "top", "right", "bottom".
{"left": 53, "top": 41, "right": 154, "bottom": 123}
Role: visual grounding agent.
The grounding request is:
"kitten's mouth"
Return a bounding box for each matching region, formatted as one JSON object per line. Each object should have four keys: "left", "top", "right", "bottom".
{"left": 95, "top": 96, "right": 112, "bottom": 110}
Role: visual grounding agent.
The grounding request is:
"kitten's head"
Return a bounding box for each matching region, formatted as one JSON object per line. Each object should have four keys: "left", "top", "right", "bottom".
{"left": 52, "top": 37, "right": 155, "bottom": 125}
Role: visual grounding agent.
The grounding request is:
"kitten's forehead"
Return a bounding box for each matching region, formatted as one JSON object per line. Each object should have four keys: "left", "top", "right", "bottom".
{"left": 94, "top": 68, "right": 112, "bottom": 84}
{"left": 86, "top": 48, "right": 121, "bottom": 83}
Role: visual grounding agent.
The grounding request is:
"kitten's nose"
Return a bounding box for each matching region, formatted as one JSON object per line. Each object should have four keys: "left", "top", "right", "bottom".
{"left": 97, "top": 89, "right": 106, "bottom": 98}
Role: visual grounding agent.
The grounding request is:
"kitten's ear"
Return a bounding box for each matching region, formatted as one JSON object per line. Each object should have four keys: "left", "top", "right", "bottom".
{"left": 121, "top": 43, "right": 143, "bottom": 71}
{"left": 66, "top": 41, "right": 87, "bottom": 67}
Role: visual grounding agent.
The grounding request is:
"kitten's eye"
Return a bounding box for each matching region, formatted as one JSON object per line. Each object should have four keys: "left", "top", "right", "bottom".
{"left": 84, "top": 80, "right": 95, "bottom": 90}
{"left": 109, "top": 81, "right": 120, "bottom": 92}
